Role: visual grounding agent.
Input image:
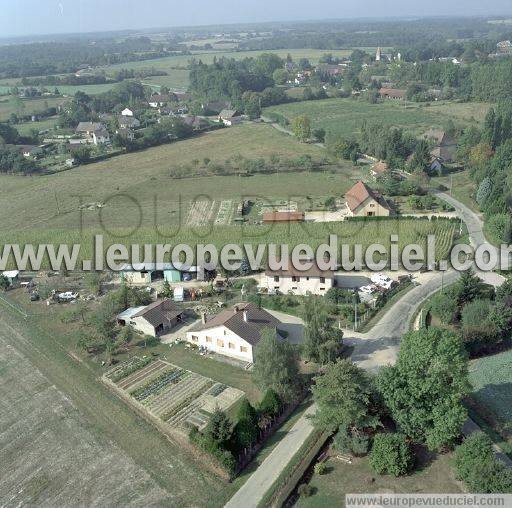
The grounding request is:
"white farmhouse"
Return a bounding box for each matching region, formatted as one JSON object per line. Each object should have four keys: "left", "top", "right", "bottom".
{"left": 186, "top": 303, "right": 282, "bottom": 363}
{"left": 121, "top": 108, "right": 134, "bottom": 117}
{"left": 261, "top": 263, "right": 335, "bottom": 296}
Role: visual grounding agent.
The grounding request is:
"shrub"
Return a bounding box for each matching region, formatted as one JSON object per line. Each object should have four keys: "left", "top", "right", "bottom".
{"left": 334, "top": 427, "right": 370, "bottom": 456}
{"left": 314, "top": 462, "right": 327, "bottom": 475}
{"left": 430, "top": 290, "right": 458, "bottom": 324}
{"left": 454, "top": 433, "right": 512, "bottom": 493}
{"left": 297, "top": 484, "right": 313, "bottom": 497}
{"left": 461, "top": 299, "right": 493, "bottom": 329}
{"left": 369, "top": 433, "right": 414, "bottom": 477}
{"left": 259, "top": 389, "right": 282, "bottom": 417}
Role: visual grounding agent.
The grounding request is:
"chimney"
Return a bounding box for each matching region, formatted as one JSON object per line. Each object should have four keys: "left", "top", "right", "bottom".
{"left": 243, "top": 310, "right": 248, "bottom": 323}
{"left": 201, "top": 313, "right": 207, "bottom": 324}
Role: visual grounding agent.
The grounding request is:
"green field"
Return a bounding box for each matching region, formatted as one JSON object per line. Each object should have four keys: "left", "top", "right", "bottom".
{"left": 0, "top": 96, "right": 66, "bottom": 122}
{"left": 0, "top": 123, "right": 343, "bottom": 232}
{"left": 469, "top": 349, "right": 512, "bottom": 424}
{"left": 14, "top": 116, "right": 61, "bottom": 135}
{"left": 0, "top": 122, "right": 458, "bottom": 266}
{"left": 264, "top": 99, "right": 490, "bottom": 138}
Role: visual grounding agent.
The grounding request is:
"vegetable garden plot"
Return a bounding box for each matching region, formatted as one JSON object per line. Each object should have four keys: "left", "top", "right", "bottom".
{"left": 104, "top": 359, "right": 244, "bottom": 434}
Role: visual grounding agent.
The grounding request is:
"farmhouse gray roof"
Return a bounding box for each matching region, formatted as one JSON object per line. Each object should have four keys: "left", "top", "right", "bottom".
{"left": 133, "top": 300, "right": 184, "bottom": 327}
{"left": 188, "top": 302, "right": 281, "bottom": 346}
{"left": 219, "top": 109, "right": 238, "bottom": 119}
{"left": 75, "top": 122, "right": 105, "bottom": 133}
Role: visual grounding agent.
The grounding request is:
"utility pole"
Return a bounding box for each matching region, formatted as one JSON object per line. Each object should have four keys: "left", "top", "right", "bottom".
{"left": 354, "top": 293, "right": 358, "bottom": 331}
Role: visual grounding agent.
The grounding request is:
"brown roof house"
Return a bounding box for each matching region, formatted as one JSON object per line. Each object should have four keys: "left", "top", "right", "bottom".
{"left": 379, "top": 88, "right": 406, "bottom": 100}
{"left": 261, "top": 259, "right": 335, "bottom": 296}
{"left": 117, "top": 299, "right": 184, "bottom": 337}
{"left": 148, "top": 94, "right": 171, "bottom": 108}
{"left": 423, "top": 128, "right": 457, "bottom": 163}
{"left": 186, "top": 303, "right": 282, "bottom": 362}
{"left": 345, "top": 180, "right": 392, "bottom": 217}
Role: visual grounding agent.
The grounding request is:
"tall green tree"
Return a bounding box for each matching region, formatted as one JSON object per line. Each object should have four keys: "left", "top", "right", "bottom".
{"left": 303, "top": 298, "right": 343, "bottom": 363}
{"left": 291, "top": 115, "right": 311, "bottom": 143}
{"left": 312, "top": 359, "right": 379, "bottom": 432}
{"left": 205, "top": 409, "right": 232, "bottom": 446}
{"left": 377, "top": 328, "right": 470, "bottom": 451}
{"left": 253, "top": 328, "right": 300, "bottom": 402}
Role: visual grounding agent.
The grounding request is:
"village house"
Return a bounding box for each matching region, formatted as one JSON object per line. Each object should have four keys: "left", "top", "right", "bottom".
{"left": 121, "top": 108, "right": 134, "bottom": 117}
{"left": 117, "top": 299, "right": 185, "bottom": 337}
{"left": 182, "top": 115, "right": 209, "bottom": 130}
{"left": 379, "top": 88, "right": 406, "bottom": 100}
{"left": 92, "top": 127, "right": 110, "bottom": 145}
{"left": 345, "top": 180, "right": 393, "bottom": 217}
{"left": 186, "top": 303, "right": 283, "bottom": 363}
{"left": 75, "top": 122, "right": 110, "bottom": 145}
{"left": 148, "top": 94, "right": 170, "bottom": 108}
{"left": 315, "top": 64, "right": 344, "bottom": 78}
{"left": 423, "top": 128, "right": 457, "bottom": 163}
{"left": 261, "top": 260, "right": 335, "bottom": 296}
{"left": 171, "top": 92, "right": 192, "bottom": 102}
{"left": 118, "top": 115, "right": 141, "bottom": 129}
{"left": 262, "top": 211, "right": 305, "bottom": 224}
{"left": 219, "top": 109, "right": 242, "bottom": 126}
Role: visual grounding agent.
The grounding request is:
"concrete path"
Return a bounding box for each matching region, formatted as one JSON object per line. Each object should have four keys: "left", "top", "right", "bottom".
{"left": 224, "top": 404, "right": 317, "bottom": 508}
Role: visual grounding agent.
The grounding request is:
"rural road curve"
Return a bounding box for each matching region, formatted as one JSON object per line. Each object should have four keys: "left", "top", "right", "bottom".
{"left": 225, "top": 192, "right": 508, "bottom": 507}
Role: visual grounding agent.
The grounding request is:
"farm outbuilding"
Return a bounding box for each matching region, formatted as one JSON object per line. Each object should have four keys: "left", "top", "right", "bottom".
{"left": 119, "top": 263, "right": 197, "bottom": 285}
{"left": 117, "top": 299, "right": 184, "bottom": 337}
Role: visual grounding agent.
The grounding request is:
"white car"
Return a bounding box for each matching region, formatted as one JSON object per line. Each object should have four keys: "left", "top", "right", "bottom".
{"left": 371, "top": 273, "right": 394, "bottom": 289}
{"left": 58, "top": 291, "right": 78, "bottom": 301}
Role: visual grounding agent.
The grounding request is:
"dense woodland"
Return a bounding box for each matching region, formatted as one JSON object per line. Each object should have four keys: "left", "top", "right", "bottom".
{"left": 0, "top": 36, "right": 184, "bottom": 78}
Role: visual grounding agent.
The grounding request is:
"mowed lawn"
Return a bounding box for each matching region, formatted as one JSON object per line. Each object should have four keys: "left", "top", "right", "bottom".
{"left": 297, "top": 451, "right": 463, "bottom": 507}
{"left": 0, "top": 123, "right": 351, "bottom": 232}
{"left": 469, "top": 349, "right": 512, "bottom": 424}
{"left": 264, "top": 99, "right": 490, "bottom": 137}
{"left": 430, "top": 170, "right": 478, "bottom": 212}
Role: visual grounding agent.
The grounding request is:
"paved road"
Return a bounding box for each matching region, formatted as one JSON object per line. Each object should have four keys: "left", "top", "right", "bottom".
{"left": 225, "top": 193, "right": 509, "bottom": 508}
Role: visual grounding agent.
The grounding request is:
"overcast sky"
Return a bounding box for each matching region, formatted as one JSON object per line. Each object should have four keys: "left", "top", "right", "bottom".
{"left": 1, "top": 0, "right": 512, "bottom": 37}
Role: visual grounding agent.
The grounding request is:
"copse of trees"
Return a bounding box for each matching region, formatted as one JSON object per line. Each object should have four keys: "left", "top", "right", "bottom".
{"left": 457, "top": 100, "right": 512, "bottom": 244}
{"left": 377, "top": 327, "right": 470, "bottom": 451}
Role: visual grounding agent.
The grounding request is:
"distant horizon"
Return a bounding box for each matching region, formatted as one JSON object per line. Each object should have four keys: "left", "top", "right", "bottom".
{"left": 1, "top": 0, "right": 512, "bottom": 40}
